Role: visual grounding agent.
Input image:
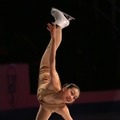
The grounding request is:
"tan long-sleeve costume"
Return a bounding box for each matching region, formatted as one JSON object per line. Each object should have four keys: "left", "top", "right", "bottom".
{"left": 37, "top": 65, "right": 65, "bottom": 112}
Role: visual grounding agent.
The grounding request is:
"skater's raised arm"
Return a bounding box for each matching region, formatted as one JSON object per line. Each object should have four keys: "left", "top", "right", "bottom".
{"left": 47, "top": 23, "right": 60, "bottom": 88}
{"left": 47, "top": 23, "right": 56, "bottom": 72}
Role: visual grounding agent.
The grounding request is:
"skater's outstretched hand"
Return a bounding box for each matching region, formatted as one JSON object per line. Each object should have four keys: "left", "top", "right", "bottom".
{"left": 47, "top": 23, "right": 56, "bottom": 39}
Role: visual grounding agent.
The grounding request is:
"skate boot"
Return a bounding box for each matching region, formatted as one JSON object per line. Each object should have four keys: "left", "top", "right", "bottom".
{"left": 51, "top": 7, "right": 75, "bottom": 29}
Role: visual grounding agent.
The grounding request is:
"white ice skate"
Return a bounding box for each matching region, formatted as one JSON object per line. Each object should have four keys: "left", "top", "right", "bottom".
{"left": 51, "top": 7, "right": 75, "bottom": 29}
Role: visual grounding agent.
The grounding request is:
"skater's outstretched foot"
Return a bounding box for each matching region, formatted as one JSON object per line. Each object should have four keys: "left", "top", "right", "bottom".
{"left": 51, "top": 7, "right": 75, "bottom": 29}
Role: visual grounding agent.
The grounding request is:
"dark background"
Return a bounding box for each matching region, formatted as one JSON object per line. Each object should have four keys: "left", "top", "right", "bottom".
{"left": 0, "top": 0, "right": 120, "bottom": 94}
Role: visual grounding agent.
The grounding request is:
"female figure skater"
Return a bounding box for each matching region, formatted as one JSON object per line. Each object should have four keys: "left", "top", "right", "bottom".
{"left": 36, "top": 8, "right": 80, "bottom": 120}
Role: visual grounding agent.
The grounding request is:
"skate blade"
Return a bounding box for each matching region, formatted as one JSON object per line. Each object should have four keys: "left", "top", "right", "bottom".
{"left": 51, "top": 7, "right": 75, "bottom": 21}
